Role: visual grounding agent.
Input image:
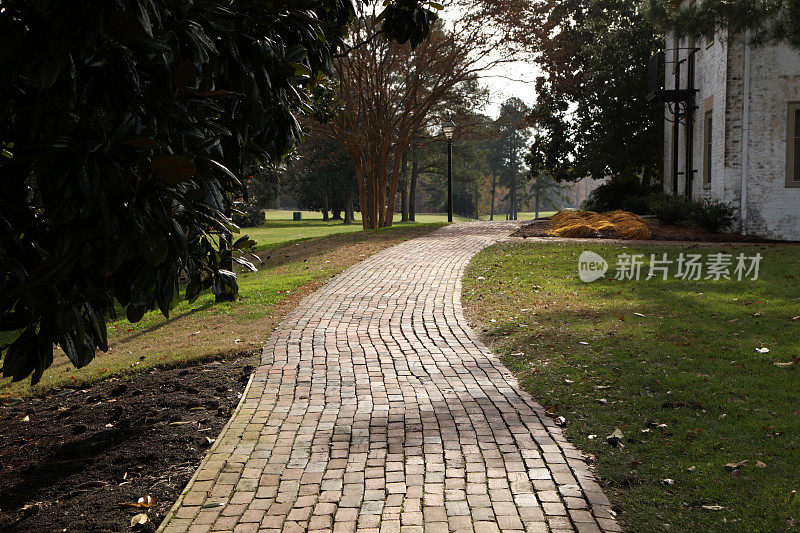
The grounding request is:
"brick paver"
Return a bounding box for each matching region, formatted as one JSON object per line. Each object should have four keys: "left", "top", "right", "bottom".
{"left": 159, "top": 222, "right": 620, "bottom": 533}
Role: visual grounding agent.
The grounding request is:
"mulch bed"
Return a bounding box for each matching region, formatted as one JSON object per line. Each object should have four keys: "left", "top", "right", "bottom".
{"left": 513, "top": 218, "right": 785, "bottom": 243}
{"left": 0, "top": 354, "right": 256, "bottom": 533}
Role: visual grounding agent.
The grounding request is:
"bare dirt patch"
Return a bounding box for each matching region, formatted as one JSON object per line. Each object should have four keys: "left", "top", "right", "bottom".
{"left": 0, "top": 354, "right": 255, "bottom": 532}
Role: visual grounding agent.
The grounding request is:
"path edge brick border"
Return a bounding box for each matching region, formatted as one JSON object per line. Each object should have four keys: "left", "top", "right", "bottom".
{"left": 156, "top": 371, "right": 259, "bottom": 532}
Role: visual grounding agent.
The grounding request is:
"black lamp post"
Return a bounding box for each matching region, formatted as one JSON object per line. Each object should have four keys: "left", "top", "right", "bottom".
{"left": 442, "top": 122, "right": 455, "bottom": 223}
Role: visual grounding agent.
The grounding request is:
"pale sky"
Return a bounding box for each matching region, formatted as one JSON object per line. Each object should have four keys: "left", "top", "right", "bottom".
{"left": 479, "top": 59, "right": 540, "bottom": 118}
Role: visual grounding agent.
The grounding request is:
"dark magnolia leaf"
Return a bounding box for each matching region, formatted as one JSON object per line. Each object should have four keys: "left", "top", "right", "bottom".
{"left": 186, "top": 276, "right": 204, "bottom": 303}
{"left": 108, "top": 10, "right": 145, "bottom": 44}
{"left": 85, "top": 302, "right": 108, "bottom": 352}
{"left": 1, "top": 329, "right": 37, "bottom": 382}
{"left": 233, "top": 236, "right": 256, "bottom": 250}
{"left": 152, "top": 155, "right": 196, "bottom": 184}
{"left": 174, "top": 58, "right": 197, "bottom": 93}
{"left": 60, "top": 331, "right": 93, "bottom": 369}
{"left": 126, "top": 303, "right": 146, "bottom": 324}
{"left": 196, "top": 90, "right": 229, "bottom": 97}
{"left": 186, "top": 188, "right": 208, "bottom": 201}
{"left": 207, "top": 159, "right": 241, "bottom": 186}
{"left": 233, "top": 256, "right": 257, "bottom": 272}
{"left": 119, "top": 137, "right": 157, "bottom": 148}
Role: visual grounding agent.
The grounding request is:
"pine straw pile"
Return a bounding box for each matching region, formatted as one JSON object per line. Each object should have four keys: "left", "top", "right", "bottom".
{"left": 547, "top": 210, "right": 652, "bottom": 240}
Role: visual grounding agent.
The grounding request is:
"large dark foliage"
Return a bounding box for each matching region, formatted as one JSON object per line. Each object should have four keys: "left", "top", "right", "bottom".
{"left": 527, "top": 0, "right": 663, "bottom": 185}
{"left": 582, "top": 177, "right": 658, "bottom": 214}
{"left": 0, "top": 0, "right": 434, "bottom": 384}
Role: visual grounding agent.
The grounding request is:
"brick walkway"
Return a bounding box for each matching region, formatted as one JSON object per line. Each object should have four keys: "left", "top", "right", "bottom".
{"left": 159, "top": 223, "right": 620, "bottom": 533}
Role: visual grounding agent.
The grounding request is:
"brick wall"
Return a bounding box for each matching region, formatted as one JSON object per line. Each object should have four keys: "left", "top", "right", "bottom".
{"left": 664, "top": 19, "right": 800, "bottom": 240}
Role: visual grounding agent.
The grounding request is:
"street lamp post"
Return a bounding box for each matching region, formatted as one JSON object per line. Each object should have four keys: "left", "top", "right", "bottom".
{"left": 442, "top": 122, "right": 455, "bottom": 223}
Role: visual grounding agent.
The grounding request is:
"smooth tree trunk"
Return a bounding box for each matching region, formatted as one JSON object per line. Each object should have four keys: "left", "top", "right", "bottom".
{"left": 343, "top": 190, "right": 353, "bottom": 224}
{"left": 321, "top": 179, "right": 330, "bottom": 221}
{"left": 489, "top": 171, "right": 496, "bottom": 221}
{"left": 400, "top": 150, "right": 409, "bottom": 222}
{"left": 534, "top": 177, "right": 540, "bottom": 219}
{"left": 409, "top": 151, "right": 418, "bottom": 222}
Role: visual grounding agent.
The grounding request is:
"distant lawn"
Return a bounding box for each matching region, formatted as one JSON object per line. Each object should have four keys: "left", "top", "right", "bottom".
{"left": 463, "top": 241, "right": 800, "bottom": 532}
{"left": 0, "top": 223, "right": 444, "bottom": 398}
{"left": 479, "top": 210, "right": 558, "bottom": 221}
{"left": 246, "top": 210, "right": 471, "bottom": 248}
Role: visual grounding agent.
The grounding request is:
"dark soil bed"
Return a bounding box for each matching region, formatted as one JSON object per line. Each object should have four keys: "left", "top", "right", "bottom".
{"left": 514, "top": 218, "right": 788, "bottom": 243}
{"left": 0, "top": 354, "right": 256, "bottom": 533}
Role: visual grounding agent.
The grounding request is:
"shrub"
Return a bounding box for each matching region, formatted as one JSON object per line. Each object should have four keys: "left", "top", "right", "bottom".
{"left": 583, "top": 178, "right": 657, "bottom": 214}
{"left": 690, "top": 198, "right": 737, "bottom": 233}
{"left": 232, "top": 203, "right": 266, "bottom": 228}
{"left": 647, "top": 193, "right": 692, "bottom": 225}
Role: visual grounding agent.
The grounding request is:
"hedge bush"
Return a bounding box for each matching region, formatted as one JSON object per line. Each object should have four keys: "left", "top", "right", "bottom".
{"left": 690, "top": 198, "right": 737, "bottom": 233}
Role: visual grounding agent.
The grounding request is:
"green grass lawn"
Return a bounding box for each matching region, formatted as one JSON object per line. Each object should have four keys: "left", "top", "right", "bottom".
{"left": 0, "top": 223, "right": 444, "bottom": 398}
{"left": 479, "top": 210, "right": 557, "bottom": 221}
{"left": 247, "top": 210, "right": 471, "bottom": 248}
{"left": 463, "top": 241, "right": 800, "bottom": 532}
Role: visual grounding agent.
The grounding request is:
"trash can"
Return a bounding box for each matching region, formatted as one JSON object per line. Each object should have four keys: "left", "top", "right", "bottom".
{"left": 293, "top": 212, "right": 302, "bottom": 221}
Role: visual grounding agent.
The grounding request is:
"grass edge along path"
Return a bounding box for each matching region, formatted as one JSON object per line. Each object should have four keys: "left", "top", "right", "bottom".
{"left": 462, "top": 240, "right": 800, "bottom": 533}
{"left": 0, "top": 223, "right": 445, "bottom": 399}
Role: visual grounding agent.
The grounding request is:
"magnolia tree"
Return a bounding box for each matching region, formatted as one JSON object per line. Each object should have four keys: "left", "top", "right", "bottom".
{"left": 0, "top": 0, "right": 437, "bottom": 384}
{"left": 326, "top": 0, "right": 537, "bottom": 229}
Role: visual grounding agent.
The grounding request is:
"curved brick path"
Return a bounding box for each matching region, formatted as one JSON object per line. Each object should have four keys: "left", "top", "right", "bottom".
{"left": 159, "top": 222, "right": 620, "bottom": 533}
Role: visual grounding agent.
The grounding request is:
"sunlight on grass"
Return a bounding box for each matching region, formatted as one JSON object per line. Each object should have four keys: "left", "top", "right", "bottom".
{"left": 478, "top": 210, "right": 557, "bottom": 221}
{"left": 0, "top": 223, "right": 444, "bottom": 398}
{"left": 464, "top": 241, "right": 800, "bottom": 533}
{"left": 244, "top": 210, "right": 472, "bottom": 248}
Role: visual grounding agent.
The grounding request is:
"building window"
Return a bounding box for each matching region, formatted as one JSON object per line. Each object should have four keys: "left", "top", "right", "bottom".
{"left": 703, "top": 111, "right": 712, "bottom": 187}
{"left": 787, "top": 103, "right": 800, "bottom": 187}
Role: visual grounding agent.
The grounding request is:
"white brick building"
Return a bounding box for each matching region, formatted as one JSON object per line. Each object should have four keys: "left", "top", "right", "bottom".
{"left": 661, "top": 24, "right": 800, "bottom": 240}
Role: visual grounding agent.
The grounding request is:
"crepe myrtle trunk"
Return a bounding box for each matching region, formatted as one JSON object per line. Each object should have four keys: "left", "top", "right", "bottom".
{"left": 410, "top": 152, "right": 419, "bottom": 222}
{"left": 400, "top": 150, "right": 409, "bottom": 222}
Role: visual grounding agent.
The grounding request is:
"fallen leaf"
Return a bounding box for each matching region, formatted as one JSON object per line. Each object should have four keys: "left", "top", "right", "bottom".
{"left": 756, "top": 460, "right": 766, "bottom": 468}
{"left": 633, "top": 312, "right": 646, "bottom": 317}
{"left": 202, "top": 502, "right": 224, "bottom": 509}
{"left": 21, "top": 415, "right": 30, "bottom": 422}
{"left": 757, "top": 347, "right": 770, "bottom": 354}
{"left": 130, "top": 513, "right": 148, "bottom": 528}
{"left": 725, "top": 460, "right": 748, "bottom": 471}
{"left": 702, "top": 505, "right": 724, "bottom": 511}
{"left": 662, "top": 478, "right": 675, "bottom": 486}
{"left": 774, "top": 361, "right": 795, "bottom": 368}
{"left": 607, "top": 428, "right": 624, "bottom": 448}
